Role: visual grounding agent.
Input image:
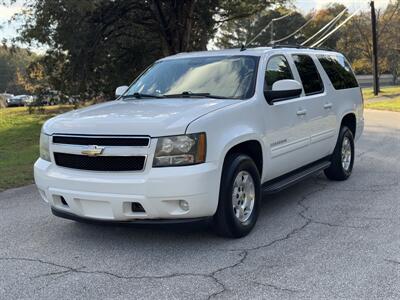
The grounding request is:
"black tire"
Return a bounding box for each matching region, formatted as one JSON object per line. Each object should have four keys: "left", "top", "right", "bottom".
{"left": 324, "top": 126, "right": 354, "bottom": 181}
{"left": 213, "top": 153, "right": 261, "bottom": 238}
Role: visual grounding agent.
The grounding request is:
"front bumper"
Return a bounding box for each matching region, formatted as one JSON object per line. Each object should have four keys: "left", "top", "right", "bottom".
{"left": 34, "top": 159, "right": 220, "bottom": 221}
{"left": 51, "top": 207, "right": 211, "bottom": 224}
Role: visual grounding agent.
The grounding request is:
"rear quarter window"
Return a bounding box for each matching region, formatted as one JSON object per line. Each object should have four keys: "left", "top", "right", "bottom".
{"left": 317, "top": 55, "right": 359, "bottom": 90}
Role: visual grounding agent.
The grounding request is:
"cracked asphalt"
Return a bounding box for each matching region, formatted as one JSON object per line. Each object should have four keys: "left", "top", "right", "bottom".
{"left": 1, "top": 110, "right": 400, "bottom": 299}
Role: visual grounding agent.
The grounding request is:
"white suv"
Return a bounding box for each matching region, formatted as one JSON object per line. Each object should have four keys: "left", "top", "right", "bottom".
{"left": 34, "top": 46, "right": 364, "bottom": 237}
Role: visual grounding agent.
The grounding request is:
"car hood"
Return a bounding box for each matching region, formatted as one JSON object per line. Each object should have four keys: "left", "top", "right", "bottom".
{"left": 43, "top": 98, "right": 239, "bottom": 136}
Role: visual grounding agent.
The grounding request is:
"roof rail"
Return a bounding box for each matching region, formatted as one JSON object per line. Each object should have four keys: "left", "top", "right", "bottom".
{"left": 271, "top": 44, "right": 335, "bottom": 51}
{"left": 272, "top": 44, "right": 308, "bottom": 49}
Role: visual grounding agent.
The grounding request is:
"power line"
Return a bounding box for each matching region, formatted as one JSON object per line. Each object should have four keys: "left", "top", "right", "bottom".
{"left": 311, "top": 9, "right": 361, "bottom": 48}
{"left": 301, "top": 8, "right": 347, "bottom": 46}
{"left": 245, "top": 12, "right": 292, "bottom": 47}
{"left": 271, "top": 16, "right": 314, "bottom": 44}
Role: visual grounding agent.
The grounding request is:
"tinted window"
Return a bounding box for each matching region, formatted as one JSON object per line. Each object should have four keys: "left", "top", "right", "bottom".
{"left": 317, "top": 55, "right": 359, "bottom": 89}
{"left": 265, "top": 55, "right": 293, "bottom": 90}
{"left": 292, "top": 55, "right": 324, "bottom": 95}
{"left": 124, "top": 55, "right": 259, "bottom": 99}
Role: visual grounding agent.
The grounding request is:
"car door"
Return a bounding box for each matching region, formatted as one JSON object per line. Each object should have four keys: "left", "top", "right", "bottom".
{"left": 262, "top": 53, "right": 312, "bottom": 181}
{"left": 316, "top": 53, "right": 358, "bottom": 148}
{"left": 290, "top": 53, "right": 335, "bottom": 162}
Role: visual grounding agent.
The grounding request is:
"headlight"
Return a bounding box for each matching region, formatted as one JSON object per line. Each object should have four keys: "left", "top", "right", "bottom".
{"left": 40, "top": 133, "right": 51, "bottom": 161}
{"left": 153, "top": 133, "right": 206, "bottom": 167}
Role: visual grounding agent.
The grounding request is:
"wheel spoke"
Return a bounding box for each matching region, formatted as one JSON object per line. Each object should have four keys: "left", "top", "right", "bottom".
{"left": 341, "top": 136, "right": 352, "bottom": 171}
{"left": 231, "top": 171, "right": 255, "bottom": 223}
{"left": 234, "top": 207, "right": 241, "bottom": 219}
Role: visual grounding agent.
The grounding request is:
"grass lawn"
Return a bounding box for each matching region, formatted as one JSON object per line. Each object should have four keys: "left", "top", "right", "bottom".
{"left": 362, "top": 85, "right": 400, "bottom": 100}
{"left": 362, "top": 85, "right": 400, "bottom": 112}
{"left": 0, "top": 106, "right": 73, "bottom": 191}
{"left": 364, "top": 97, "right": 400, "bottom": 112}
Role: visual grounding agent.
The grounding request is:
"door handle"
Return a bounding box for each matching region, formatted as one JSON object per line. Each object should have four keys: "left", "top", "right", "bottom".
{"left": 324, "top": 103, "right": 333, "bottom": 109}
{"left": 296, "top": 109, "right": 307, "bottom": 116}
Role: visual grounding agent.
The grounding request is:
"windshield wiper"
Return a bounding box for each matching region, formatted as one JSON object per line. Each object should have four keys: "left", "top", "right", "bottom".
{"left": 122, "top": 92, "right": 164, "bottom": 99}
{"left": 163, "top": 91, "right": 230, "bottom": 99}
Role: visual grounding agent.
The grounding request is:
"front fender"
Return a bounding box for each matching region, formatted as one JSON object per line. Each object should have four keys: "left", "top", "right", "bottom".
{"left": 186, "top": 99, "right": 266, "bottom": 180}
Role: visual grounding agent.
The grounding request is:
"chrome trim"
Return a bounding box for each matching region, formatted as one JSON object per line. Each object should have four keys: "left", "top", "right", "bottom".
{"left": 49, "top": 134, "right": 151, "bottom": 172}
{"left": 51, "top": 134, "right": 151, "bottom": 148}
{"left": 80, "top": 145, "right": 105, "bottom": 157}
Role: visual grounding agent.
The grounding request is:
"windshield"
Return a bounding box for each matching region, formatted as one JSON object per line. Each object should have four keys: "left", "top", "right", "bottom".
{"left": 123, "top": 55, "right": 259, "bottom": 99}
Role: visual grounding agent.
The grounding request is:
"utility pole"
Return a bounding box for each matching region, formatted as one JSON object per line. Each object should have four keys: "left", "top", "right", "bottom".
{"left": 370, "top": 0, "right": 379, "bottom": 95}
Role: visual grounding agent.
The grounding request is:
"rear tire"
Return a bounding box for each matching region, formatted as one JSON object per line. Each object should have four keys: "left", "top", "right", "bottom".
{"left": 324, "top": 126, "right": 354, "bottom": 181}
{"left": 213, "top": 153, "right": 261, "bottom": 238}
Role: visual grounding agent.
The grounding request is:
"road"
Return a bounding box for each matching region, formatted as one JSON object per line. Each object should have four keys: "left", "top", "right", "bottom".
{"left": 1, "top": 110, "right": 400, "bottom": 299}
{"left": 356, "top": 74, "right": 395, "bottom": 88}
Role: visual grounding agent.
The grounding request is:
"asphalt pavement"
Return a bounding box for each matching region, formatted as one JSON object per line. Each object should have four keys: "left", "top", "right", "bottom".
{"left": 1, "top": 109, "right": 400, "bottom": 299}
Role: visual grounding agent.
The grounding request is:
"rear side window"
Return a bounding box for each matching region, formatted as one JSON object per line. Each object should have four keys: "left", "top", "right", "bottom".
{"left": 265, "top": 55, "right": 293, "bottom": 90}
{"left": 292, "top": 54, "right": 324, "bottom": 95}
{"left": 317, "top": 55, "right": 359, "bottom": 89}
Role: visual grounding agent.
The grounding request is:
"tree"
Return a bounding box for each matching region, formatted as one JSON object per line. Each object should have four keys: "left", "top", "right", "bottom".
{"left": 15, "top": 61, "right": 51, "bottom": 96}
{"left": 11, "top": 0, "right": 165, "bottom": 97}
{"left": 3, "top": 0, "right": 287, "bottom": 99}
{"left": 380, "top": 1, "right": 400, "bottom": 84}
{"left": 337, "top": 1, "right": 400, "bottom": 79}
{"left": 302, "top": 3, "right": 348, "bottom": 49}
{"left": 0, "top": 45, "right": 36, "bottom": 94}
{"left": 215, "top": 7, "right": 306, "bottom": 48}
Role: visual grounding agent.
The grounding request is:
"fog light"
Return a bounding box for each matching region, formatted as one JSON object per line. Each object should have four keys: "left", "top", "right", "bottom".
{"left": 179, "top": 200, "right": 189, "bottom": 211}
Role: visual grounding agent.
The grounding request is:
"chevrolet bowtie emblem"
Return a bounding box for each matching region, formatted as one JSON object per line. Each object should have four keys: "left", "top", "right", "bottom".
{"left": 81, "top": 145, "right": 105, "bottom": 157}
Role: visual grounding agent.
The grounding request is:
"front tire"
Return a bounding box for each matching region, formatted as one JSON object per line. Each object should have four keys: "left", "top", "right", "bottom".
{"left": 324, "top": 126, "right": 354, "bottom": 181}
{"left": 214, "top": 153, "right": 261, "bottom": 238}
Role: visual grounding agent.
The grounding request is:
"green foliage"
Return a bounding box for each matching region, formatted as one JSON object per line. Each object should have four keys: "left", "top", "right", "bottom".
{"left": 216, "top": 7, "right": 305, "bottom": 48}
{"left": 340, "top": 1, "right": 400, "bottom": 78}
{"left": 2, "top": 0, "right": 399, "bottom": 99}
{"left": 0, "top": 106, "right": 73, "bottom": 190}
{"left": 365, "top": 98, "right": 400, "bottom": 112}
{"left": 16, "top": 0, "right": 165, "bottom": 98}
{"left": 303, "top": 4, "right": 347, "bottom": 49}
{"left": 9, "top": 0, "right": 287, "bottom": 99}
{"left": 0, "top": 46, "right": 36, "bottom": 94}
{"left": 362, "top": 85, "right": 400, "bottom": 100}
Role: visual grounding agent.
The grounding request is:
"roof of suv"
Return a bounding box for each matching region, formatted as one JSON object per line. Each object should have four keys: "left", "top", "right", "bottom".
{"left": 161, "top": 46, "right": 342, "bottom": 61}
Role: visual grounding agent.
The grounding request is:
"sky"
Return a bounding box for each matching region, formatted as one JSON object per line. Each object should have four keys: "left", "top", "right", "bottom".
{"left": 295, "top": 0, "right": 391, "bottom": 12}
{"left": 0, "top": 0, "right": 393, "bottom": 49}
{"left": 0, "top": 1, "right": 24, "bottom": 43}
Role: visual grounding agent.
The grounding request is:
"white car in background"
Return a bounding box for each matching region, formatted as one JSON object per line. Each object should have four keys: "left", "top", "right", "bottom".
{"left": 6, "top": 95, "right": 34, "bottom": 107}
{"left": 0, "top": 93, "right": 14, "bottom": 100}
{"left": 34, "top": 46, "right": 364, "bottom": 237}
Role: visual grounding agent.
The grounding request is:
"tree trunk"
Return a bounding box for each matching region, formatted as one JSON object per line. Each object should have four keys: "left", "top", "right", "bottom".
{"left": 149, "top": 0, "right": 197, "bottom": 56}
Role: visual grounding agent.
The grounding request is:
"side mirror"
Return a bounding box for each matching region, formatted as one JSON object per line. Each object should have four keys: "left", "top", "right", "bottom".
{"left": 115, "top": 86, "right": 129, "bottom": 98}
{"left": 264, "top": 79, "right": 302, "bottom": 104}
